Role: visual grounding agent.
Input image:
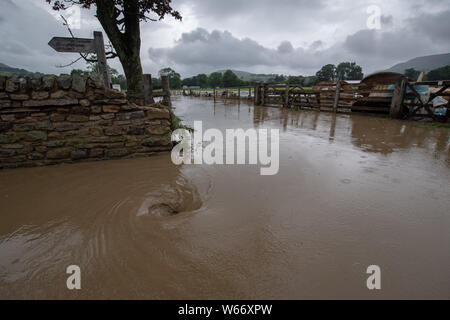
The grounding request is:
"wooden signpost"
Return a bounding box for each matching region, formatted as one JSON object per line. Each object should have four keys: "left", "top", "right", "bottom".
{"left": 49, "top": 31, "right": 111, "bottom": 88}
{"left": 48, "top": 37, "right": 95, "bottom": 53}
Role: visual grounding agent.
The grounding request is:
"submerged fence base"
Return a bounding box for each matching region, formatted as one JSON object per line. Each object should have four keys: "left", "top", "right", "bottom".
{"left": 184, "top": 79, "right": 449, "bottom": 121}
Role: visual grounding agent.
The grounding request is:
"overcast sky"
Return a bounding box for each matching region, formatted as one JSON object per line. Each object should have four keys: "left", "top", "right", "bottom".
{"left": 1, "top": 0, "right": 449, "bottom": 77}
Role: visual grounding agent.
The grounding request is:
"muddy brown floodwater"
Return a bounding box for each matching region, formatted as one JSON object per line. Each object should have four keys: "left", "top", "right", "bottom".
{"left": 0, "top": 96, "right": 449, "bottom": 299}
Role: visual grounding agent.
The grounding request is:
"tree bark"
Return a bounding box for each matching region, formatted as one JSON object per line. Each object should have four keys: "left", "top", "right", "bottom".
{"left": 95, "top": 0, "right": 144, "bottom": 103}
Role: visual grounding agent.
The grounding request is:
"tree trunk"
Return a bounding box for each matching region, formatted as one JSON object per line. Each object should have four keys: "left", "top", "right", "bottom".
{"left": 95, "top": 0, "right": 144, "bottom": 103}
{"left": 118, "top": 48, "right": 143, "bottom": 103}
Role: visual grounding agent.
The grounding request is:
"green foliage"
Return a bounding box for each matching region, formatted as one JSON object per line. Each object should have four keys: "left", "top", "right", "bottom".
{"left": 166, "top": 106, "right": 193, "bottom": 132}
{"left": 316, "top": 64, "right": 337, "bottom": 82}
{"left": 112, "top": 74, "right": 127, "bottom": 90}
{"left": 70, "top": 69, "right": 89, "bottom": 76}
{"left": 336, "top": 62, "right": 363, "bottom": 80}
{"left": 196, "top": 74, "right": 208, "bottom": 88}
{"left": 208, "top": 72, "right": 223, "bottom": 88}
{"left": 303, "top": 76, "right": 318, "bottom": 86}
{"left": 268, "top": 74, "right": 286, "bottom": 83}
{"left": 222, "top": 70, "right": 241, "bottom": 87}
{"left": 46, "top": 0, "right": 182, "bottom": 22}
{"left": 315, "top": 62, "right": 363, "bottom": 82}
{"left": 287, "top": 76, "right": 305, "bottom": 85}
{"left": 414, "top": 122, "right": 450, "bottom": 129}
{"left": 159, "top": 67, "right": 182, "bottom": 89}
{"left": 182, "top": 74, "right": 208, "bottom": 88}
{"left": 404, "top": 68, "right": 422, "bottom": 80}
{"left": 426, "top": 65, "right": 450, "bottom": 81}
{"left": 182, "top": 71, "right": 246, "bottom": 88}
{"left": 152, "top": 77, "right": 162, "bottom": 90}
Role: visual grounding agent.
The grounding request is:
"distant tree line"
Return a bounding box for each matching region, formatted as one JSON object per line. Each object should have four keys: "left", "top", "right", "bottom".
{"left": 404, "top": 66, "right": 450, "bottom": 81}
{"left": 173, "top": 62, "right": 364, "bottom": 90}
{"left": 71, "top": 61, "right": 375, "bottom": 91}
{"left": 56, "top": 62, "right": 450, "bottom": 93}
{"left": 315, "top": 62, "right": 364, "bottom": 82}
{"left": 181, "top": 70, "right": 247, "bottom": 88}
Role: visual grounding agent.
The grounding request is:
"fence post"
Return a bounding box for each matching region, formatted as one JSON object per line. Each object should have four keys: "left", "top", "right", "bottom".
{"left": 161, "top": 75, "right": 172, "bottom": 108}
{"left": 238, "top": 87, "right": 241, "bottom": 100}
{"left": 254, "top": 83, "right": 261, "bottom": 105}
{"left": 390, "top": 78, "right": 406, "bottom": 118}
{"left": 333, "top": 81, "right": 341, "bottom": 113}
{"left": 263, "top": 84, "right": 268, "bottom": 106}
{"left": 142, "top": 74, "right": 154, "bottom": 105}
{"left": 284, "top": 84, "right": 290, "bottom": 108}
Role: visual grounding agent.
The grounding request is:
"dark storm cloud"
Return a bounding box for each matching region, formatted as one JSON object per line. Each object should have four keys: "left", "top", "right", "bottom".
{"left": 177, "top": 0, "right": 326, "bottom": 20}
{"left": 343, "top": 29, "right": 419, "bottom": 59}
{"left": 149, "top": 28, "right": 271, "bottom": 70}
{"left": 341, "top": 9, "right": 450, "bottom": 70}
{"left": 0, "top": 0, "right": 107, "bottom": 74}
{"left": 148, "top": 3, "right": 450, "bottom": 76}
{"left": 380, "top": 15, "right": 393, "bottom": 27}
{"left": 148, "top": 28, "right": 340, "bottom": 75}
{"left": 2, "top": 0, "right": 450, "bottom": 77}
{"left": 406, "top": 10, "right": 450, "bottom": 42}
{"left": 278, "top": 41, "right": 294, "bottom": 54}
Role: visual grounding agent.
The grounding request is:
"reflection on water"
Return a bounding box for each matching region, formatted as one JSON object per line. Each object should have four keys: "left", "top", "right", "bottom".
{"left": 250, "top": 99, "right": 449, "bottom": 158}
{"left": 0, "top": 96, "right": 449, "bottom": 299}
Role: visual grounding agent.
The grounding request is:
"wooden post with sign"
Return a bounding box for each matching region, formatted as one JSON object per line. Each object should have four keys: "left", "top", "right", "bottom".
{"left": 93, "top": 31, "right": 111, "bottom": 89}
{"left": 49, "top": 31, "right": 111, "bottom": 88}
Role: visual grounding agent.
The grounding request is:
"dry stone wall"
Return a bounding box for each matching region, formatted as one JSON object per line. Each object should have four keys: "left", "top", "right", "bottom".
{"left": 0, "top": 74, "right": 173, "bottom": 169}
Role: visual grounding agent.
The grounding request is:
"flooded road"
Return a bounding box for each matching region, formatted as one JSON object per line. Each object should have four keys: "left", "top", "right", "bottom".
{"left": 1, "top": 96, "right": 449, "bottom": 299}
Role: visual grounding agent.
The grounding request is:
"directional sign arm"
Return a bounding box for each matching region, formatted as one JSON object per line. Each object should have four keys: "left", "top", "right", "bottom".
{"left": 48, "top": 37, "right": 96, "bottom": 54}
{"left": 49, "top": 31, "right": 112, "bottom": 88}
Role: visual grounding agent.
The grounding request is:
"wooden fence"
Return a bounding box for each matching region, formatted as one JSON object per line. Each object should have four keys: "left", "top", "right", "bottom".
{"left": 254, "top": 80, "right": 449, "bottom": 120}
{"left": 397, "top": 80, "right": 450, "bottom": 119}
{"left": 182, "top": 80, "right": 449, "bottom": 120}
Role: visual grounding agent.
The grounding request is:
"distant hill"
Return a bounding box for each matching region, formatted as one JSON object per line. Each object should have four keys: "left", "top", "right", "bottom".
{"left": 0, "top": 63, "right": 43, "bottom": 77}
{"left": 387, "top": 53, "right": 450, "bottom": 73}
